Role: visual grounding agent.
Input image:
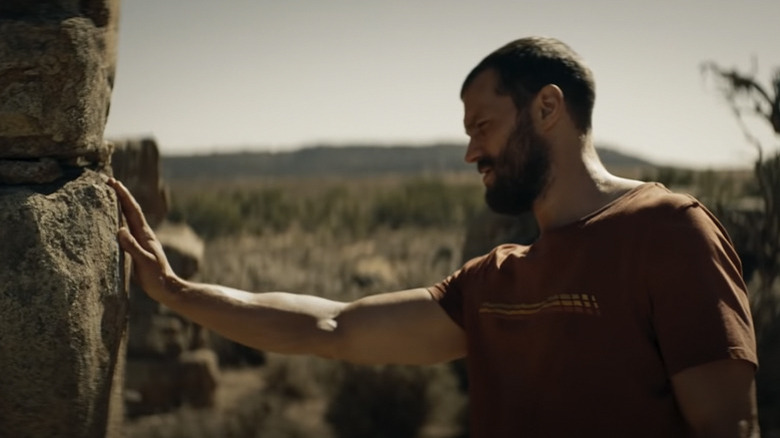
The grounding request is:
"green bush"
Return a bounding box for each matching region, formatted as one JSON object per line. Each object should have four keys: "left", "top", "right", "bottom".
{"left": 372, "top": 179, "right": 483, "bottom": 229}
{"left": 169, "top": 191, "right": 244, "bottom": 238}
{"left": 325, "top": 364, "right": 431, "bottom": 438}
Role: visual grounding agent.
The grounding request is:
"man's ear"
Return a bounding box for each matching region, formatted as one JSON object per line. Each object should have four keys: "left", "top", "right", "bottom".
{"left": 531, "top": 84, "right": 564, "bottom": 131}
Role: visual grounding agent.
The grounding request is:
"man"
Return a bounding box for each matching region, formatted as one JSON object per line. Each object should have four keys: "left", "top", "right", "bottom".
{"left": 109, "top": 36, "right": 758, "bottom": 437}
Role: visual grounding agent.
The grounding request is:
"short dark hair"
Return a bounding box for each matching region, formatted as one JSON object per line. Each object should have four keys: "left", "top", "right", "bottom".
{"left": 461, "top": 37, "right": 596, "bottom": 133}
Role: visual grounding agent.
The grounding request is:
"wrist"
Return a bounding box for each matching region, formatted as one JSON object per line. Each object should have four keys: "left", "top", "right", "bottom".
{"left": 156, "top": 273, "right": 189, "bottom": 306}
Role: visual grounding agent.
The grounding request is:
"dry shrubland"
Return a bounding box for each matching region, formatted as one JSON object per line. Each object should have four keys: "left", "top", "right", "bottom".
{"left": 126, "top": 168, "right": 780, "bottom": 436}
{"left": 125, "top": 174, "right": 476, "bottom": 438}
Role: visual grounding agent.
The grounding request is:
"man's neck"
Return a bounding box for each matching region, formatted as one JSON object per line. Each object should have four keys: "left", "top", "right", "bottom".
{"left": 532, "top": 141, "right": 643, "bottom": 232}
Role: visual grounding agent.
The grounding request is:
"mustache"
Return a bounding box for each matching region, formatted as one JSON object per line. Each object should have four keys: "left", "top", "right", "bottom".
{"left": 477, "top": 158, "right": 494, "bottom": 173}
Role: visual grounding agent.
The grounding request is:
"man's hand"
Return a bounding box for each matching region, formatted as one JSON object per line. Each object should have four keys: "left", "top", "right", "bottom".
{"left": 106, "top": 177, "right": 465, "bottom": 364}
{"left": 108, "top": 177, "right": 180, "bottom": 303}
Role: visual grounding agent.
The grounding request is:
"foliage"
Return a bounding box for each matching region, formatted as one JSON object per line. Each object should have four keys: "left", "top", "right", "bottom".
{"left": 168, "top": 175, "right": 484, "bottom": 239}
{"left": 701, "top": 61, "right": 780, "bottom": 145}
{"left": 325, "top": 365, "right": 431, "bottom": 438}
{"left": 644, "top": 166, "right": 695, "bottom": 188}
{"left": 123, "top": 390, "right": 312, "bottom": 438}
{"left": 124, "top": 219, "right": 469, "bottom": 437}
{"left": 703, "top": 61, "right": 780, "bottom": 317}
{"left": 704, "top": 59, "right": 780, "bottom": 434}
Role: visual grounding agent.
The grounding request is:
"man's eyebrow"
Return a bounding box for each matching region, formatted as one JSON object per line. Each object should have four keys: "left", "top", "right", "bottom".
{"left": 463, "top": 111, "right": 482, "bottom": 134}
{"left": 464, "top": 120, "right": 476, "bottom": 136}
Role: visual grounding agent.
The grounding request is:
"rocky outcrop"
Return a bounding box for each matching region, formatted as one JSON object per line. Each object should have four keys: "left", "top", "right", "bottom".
{"left": 126, "top": 221, "right": 206, "bottom": 360}
{"left": 0, "top": 2, "right": 126, "bottom": 437}
{"left": 110, "top": 137, "right": 169, "bottom": 228}
{"left": 156, "top": 220, "right": 204, "bottom": 279}
{"left": 122, "top": 220, "right": 218, "bottom": 416}
{"left": 0, "top": 2, "right": 118, "bottom": 162}
{"left": 125, "top": 348, "right": 220, "bottom": 416}
{"left": 0, "top": 170, "right": 127, "bottom": 436}
{"left": 110, "top": 137, "right": 222, "bottom": 416}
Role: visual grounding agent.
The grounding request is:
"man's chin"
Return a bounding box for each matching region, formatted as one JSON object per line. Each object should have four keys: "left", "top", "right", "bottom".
{"left": 485, "top": 191, "right": 532, "bottom": 216}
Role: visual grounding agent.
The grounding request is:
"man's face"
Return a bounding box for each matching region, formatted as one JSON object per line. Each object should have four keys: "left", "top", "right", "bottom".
{"left": 463, "top": 69, "right": 551, "bottom": 215}
{"left": 482, "top": 110, "right": 551, "bottom": 215}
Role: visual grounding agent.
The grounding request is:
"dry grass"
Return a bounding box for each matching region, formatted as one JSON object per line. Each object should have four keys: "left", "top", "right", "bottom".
{"left": 124, "top": 223, "right": 469, "bottom": 438}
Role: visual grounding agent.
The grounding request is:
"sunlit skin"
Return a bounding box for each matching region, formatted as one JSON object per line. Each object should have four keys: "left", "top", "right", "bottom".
{"left": 109, "top": 65, "right": 759, "bottom": 437}
{"left": 467, "top": 102, "right": 552, "bottom": 216}
{"left": 462, "top": 68, "right": 643, "bottom": 230}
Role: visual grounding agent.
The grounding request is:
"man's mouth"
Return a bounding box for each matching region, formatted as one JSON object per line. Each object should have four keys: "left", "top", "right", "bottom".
{"left": 476, "top": 159, "right": 492, "bottom": 175}
{"left": 478, "top": 165, "right": 493, "bottom": 185}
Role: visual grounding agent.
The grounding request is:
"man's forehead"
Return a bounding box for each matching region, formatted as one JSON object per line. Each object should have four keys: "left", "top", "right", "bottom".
{"left": 461, "top": 69, "right": 500, "bottom": 103}
{"left": 462, "top": 70, "right": 515, "bottom": 126}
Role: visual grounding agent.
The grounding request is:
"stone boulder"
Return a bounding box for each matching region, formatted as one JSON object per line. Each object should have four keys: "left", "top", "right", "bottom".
{"left": 110, "top": 137, "right": 169, "bottom": 228}
{"left": 0, "top": 1, "right": 118, "bottom": 161}
{"left": 120, "top": 202, "right": 219, "bottom": 414}
{"left": 125, "top": 348, "right": 219, "bottom": 416}
{"left": 156, "top": 220, "right": 205, "bottom": 280}
{"left": 127, "top": 221, "right": 205, "bottom": 357}
{"left": 0, "top": 2, "right": 125, "bottom": 436}
{"left": 0, "top": 169, "right": 128, "bottom": 437}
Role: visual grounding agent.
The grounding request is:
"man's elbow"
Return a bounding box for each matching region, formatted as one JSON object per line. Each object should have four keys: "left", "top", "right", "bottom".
{"left": 686, "top": 417, "right": 759, "bottom": 438}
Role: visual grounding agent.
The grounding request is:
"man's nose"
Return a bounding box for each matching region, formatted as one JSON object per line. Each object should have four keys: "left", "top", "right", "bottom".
{"left": 464, "top": 139, "right": 482, "bottom": 164}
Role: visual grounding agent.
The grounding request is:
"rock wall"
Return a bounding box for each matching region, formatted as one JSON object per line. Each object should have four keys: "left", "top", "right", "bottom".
{"left": 111, "top": 137, "right": 170, "bottom": 228}
{"left": 0, "top": 1, "right": 126, "bottom": 437}
{"left": 0, "top": 172, "right": 127, "bottom": 436}
{"left": 110, "top": 137, "right": 221, "bottom": 417}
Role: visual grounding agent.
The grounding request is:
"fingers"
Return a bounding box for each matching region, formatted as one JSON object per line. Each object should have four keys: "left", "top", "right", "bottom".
{"left": 118, "top": 226, "right": 175, "bottom": 299}
{"left": 117, "top": 227, "right": 154, "bottom": 261}
{"left": 110, "top": 178, "right": 174, "bottom": 274}
{"left": 107, "top": 177, "right": 154, "bottom": 245}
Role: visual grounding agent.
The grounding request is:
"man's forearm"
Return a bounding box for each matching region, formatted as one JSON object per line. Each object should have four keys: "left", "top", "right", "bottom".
{"left": 159, "top": 278, "right": 347, "bottom": 358}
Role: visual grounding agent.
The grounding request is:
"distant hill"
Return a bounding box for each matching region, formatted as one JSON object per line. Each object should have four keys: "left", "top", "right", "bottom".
{"left": 160, "top": 143, "right": 654, "bottom": 181}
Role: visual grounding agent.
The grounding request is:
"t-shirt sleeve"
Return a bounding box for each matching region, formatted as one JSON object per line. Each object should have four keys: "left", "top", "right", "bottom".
{"left": 644, "top": 198, "right": 757, "bottom": 376}
{"left": 428, "top": 253, "right": 489, "bottom": 328}
{"left": 428, "top": 268, "right": 467, "bottom": 328}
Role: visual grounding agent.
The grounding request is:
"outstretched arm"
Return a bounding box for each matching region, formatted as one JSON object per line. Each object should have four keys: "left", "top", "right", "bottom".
{"left": 108, "top": 178, "right": 466, "bottom": 365}
{"left": 671, "top": 359, "right": 759, "bottom": 438}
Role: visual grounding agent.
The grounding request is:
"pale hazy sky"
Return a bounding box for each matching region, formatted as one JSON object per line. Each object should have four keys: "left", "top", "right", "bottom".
{"left": 104, "top": 1, "right": 780, "bottom": 168}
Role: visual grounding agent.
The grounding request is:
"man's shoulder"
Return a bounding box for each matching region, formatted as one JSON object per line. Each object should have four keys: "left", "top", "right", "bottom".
{"left": 462, "top": 243, "right": 531, "bottom": 269}
{"left": 626, "top": 182, "right": 699, "bottom": 209}
{"left": 617, "top": 183, "right": 729, "bottom": 244}
{"left": 617, "top": 182, "right": 707, "bottom": 220}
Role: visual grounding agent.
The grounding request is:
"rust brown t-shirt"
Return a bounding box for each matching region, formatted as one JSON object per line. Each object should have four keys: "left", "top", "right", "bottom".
{"left": 429, "top": 183, "right": 757, "bottom": 437}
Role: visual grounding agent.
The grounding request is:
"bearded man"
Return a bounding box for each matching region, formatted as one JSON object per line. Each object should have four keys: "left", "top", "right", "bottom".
{"left": 110, "top": 36, "right": 758, "bottom": 437}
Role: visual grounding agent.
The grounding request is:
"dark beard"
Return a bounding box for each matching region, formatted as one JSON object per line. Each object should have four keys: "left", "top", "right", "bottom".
{"left": 482, "top": 116, "right": 551, "bottom": 216}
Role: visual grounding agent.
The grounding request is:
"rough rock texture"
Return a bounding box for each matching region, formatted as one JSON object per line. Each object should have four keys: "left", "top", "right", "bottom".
{"left": 0, "top": 1, "right": 124, "bottom": 435}
{"left": 110, "top": 137, "right": 169, "bottom": 228}
{"left": 125, "top": 349, "right": 219, "bottom": 416}
{"left": 156, "top": 221, "right": 205, "bottom": 279}
{"left": 110, "top": 138, "right": 221, "bottom": 416}
{"left": 124, "top": 222, "right": 217, "bottom": 414}
{"left": 0, "top": 157, "right": 63, "bottom": 184}
{"left": 0, "top": 0, "right": 119, "bottom": 160}
{"left": 0, "top": 170, "right": 128, "bottom": 437}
